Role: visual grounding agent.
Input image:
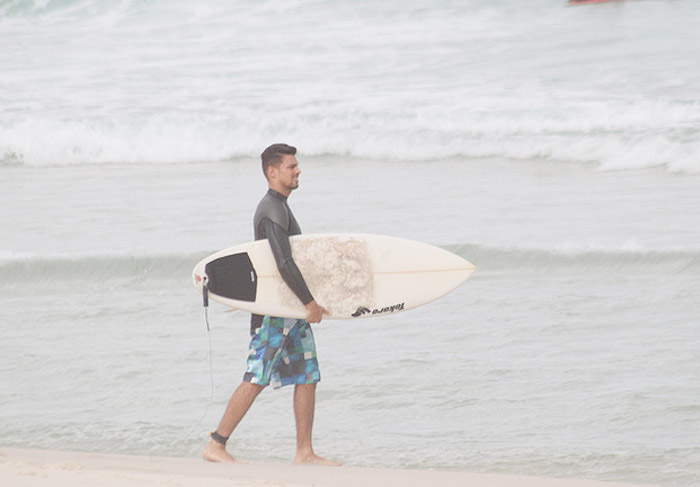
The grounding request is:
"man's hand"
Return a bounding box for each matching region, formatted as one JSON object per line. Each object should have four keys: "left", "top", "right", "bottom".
{"left": 305, "top": 300, "right": 329, "bottom": 323}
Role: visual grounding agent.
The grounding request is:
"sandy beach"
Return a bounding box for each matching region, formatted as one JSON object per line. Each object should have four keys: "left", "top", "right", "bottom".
{"left": 0, "top": 447, "right": 662, "bottom": 487}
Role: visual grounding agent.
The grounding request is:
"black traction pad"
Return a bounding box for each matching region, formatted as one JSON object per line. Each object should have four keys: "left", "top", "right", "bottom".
{"left": 204, "top": 252, "right": 257, "bottom": 302}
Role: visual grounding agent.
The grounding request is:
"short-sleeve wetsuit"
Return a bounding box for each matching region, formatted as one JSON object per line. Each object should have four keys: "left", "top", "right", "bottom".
{"left": 250, "top": 189, "right": 314, "bottom": 334}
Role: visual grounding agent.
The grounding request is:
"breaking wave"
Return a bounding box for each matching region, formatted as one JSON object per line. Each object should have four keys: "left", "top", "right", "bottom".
{"left": 2, "top": 0, "right": 699, "bottom": 173}
{"left": 2, "top": 244, "right": 698, "bottom": 286}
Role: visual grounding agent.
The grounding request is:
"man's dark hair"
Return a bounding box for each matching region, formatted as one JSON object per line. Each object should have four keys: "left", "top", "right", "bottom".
{"left": 261, "top": 143, "right": 297, "bottom": 179}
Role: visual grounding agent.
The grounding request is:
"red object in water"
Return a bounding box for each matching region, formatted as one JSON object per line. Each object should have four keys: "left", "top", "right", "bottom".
{"left": 569, "top": 0, "right": 621, "bottom": 5}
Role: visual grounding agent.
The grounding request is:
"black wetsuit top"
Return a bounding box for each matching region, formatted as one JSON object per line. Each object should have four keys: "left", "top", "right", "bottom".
{"left": 250, "top": 189, "right": 314, "bottom": 334}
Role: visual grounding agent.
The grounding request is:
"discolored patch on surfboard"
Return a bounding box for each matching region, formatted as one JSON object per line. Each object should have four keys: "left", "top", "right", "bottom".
{"left": 282, "top": 236, "right": 374, "bottom": 315}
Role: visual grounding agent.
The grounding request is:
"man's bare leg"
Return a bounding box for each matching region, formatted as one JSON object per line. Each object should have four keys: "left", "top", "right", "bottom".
{"left": 293, "top": 382, "right": 342, "bottom": 466}
{"left": 202, "top": 382, "right": 265, "bottom": 463}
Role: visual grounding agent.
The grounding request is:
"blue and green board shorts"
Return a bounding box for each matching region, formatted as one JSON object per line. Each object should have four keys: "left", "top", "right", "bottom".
{"left": 243, "top": 316, "right": 320, "bottom": 389}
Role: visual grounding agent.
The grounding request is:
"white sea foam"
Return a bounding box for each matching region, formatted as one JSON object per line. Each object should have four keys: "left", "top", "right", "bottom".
{"left": 1, "top": 0, "right": 699, "bottom": 172}
{"left": 2, "top": 98, "right": 698, "bottom": 172}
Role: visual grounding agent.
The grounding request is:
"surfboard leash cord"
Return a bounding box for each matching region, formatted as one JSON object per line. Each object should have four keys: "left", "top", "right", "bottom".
{"left": 182, "top": 280, "right": 215, "bottom": 445}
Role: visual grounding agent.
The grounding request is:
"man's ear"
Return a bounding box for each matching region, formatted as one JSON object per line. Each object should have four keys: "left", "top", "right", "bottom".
{"left": 266, "top": 164, "right": 276, "bottom": 181}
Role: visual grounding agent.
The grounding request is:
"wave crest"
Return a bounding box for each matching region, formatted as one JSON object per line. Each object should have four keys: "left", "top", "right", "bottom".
{"left": 2, "top": 245, "right": 698, "bottom": 286}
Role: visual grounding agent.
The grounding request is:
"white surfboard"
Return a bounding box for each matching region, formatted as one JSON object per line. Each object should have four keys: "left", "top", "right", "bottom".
{"left": 192, "top": 233, "right": 475, "bottom": 319}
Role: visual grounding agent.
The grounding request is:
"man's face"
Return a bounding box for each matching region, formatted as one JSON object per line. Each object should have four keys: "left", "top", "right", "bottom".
{"left": 271, "top": 154, "right": 301, "bottom": 193}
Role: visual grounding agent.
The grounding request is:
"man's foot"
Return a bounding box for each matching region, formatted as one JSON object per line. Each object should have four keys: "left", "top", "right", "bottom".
{"left": 294, "top": 452, "right": 343, "bottom": 466}
{"left": 202, "top": 440, "right": 238, "bottom": 463}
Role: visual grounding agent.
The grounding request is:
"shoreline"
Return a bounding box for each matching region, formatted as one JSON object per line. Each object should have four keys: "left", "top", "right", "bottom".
{"left": 0, "top": 447, "right": 661, "bottom": 487}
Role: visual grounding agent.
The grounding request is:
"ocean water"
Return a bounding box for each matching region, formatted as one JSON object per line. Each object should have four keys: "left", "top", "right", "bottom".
{"left": 1, "top": 0, "right": 699, "bottom": 486}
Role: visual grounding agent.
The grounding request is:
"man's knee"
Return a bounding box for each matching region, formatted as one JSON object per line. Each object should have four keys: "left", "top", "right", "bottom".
{"left": 238, "top": 381, "right": 266, "bottom": 396}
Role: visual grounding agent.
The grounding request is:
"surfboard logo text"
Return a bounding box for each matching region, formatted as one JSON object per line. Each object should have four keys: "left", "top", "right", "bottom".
{"left": 352, "top": 303, "right": 405, "bottom": 317}
{"left": 352, "top": 307, "right": 371, "bottom": 317}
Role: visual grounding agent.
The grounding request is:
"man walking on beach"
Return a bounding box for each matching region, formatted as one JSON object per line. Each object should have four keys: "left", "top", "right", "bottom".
{"left": 202, "top": 144, "right": 340, "bottom": 466}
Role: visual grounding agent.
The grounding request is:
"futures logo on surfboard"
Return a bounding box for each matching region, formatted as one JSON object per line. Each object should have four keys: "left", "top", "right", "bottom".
{"left": 352, "top": 302, "right": 405, "bottom": 317}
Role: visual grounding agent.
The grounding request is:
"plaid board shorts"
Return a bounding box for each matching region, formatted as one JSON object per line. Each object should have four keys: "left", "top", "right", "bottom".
{"left": 242, "top": 316, "right": 320, "bottom": 389}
